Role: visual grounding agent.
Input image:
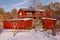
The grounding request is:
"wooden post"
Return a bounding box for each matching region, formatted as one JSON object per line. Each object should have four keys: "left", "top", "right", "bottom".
{"left": 52, "top": 27, "right": 56, "bottom": 36}
{"left": 52, "top": 19, "right": 56, "bottom": 36}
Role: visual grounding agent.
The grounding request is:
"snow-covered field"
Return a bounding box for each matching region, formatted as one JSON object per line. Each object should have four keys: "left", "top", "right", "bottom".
{"left": 0, "top": 29, "right": 60, "bottom": 40}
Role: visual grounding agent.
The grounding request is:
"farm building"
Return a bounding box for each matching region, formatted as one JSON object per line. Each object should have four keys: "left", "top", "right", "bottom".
{"left": 18, "top": 8, "right": 51, "bottom": 19}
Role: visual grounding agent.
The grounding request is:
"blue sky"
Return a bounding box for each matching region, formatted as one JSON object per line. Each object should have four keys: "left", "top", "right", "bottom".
{"left": 0, "top": 0, "right": 60, "bottom": 12}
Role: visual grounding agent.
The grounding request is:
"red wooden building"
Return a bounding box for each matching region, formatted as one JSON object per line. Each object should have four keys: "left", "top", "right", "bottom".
{"left": 3, "top": 8, "right": 51, "bottom": 29}
{"left": 18, "top": 8, "right": 51, "bottom": 18}
{"left": 3, "top": 18, "right": 33, "bottom": 29}
{"left": 42, "top": 17, "right": 56, "bottom": 30}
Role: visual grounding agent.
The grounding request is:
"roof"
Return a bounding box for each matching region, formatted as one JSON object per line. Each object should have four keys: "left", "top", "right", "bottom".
{"left": 42, "top": 17, "right": 56, "bottom": 20}
{"left": 20, "top": 8, "right": 45, "bottom": 12}
{"left": 3, "top": 18, "right": 33, "bottom": 21}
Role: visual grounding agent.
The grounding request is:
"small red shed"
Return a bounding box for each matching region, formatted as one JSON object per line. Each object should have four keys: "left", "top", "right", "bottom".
{"left": 42, "top": 17, "right": 56, "bottom": 30}
{"left": 3, "top": 18, "right": 33, "bottom": 29}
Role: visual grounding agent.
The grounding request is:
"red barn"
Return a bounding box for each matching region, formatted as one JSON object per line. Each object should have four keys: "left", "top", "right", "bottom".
{"left": 18, "top": 8, "right": 49, "bottom": 18}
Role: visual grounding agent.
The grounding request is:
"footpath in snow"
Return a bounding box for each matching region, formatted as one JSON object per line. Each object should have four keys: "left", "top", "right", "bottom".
{"left": 0, "top": 29, "right": 60, "bottom": 40}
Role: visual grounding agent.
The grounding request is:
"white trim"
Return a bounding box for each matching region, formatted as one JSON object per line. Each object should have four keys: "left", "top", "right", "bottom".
{"left": 42, "top": 17, "right": 56, "bottom": 20}
{"left": 4, "top": 18, "right": 33, "bottom": 21}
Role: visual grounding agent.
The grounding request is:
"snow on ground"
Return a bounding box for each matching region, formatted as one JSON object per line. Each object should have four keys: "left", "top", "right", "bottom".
{"left": 0, "top": 29, "right": 60, "bottom": 40}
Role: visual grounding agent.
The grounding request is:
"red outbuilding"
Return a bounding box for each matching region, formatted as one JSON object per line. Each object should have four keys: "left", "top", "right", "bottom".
{"left": 3, "top": 18, "right": 33, "bottom": 29}
{"left": 42, "top": 17, "right": 56, "bottom": 30}
{"left": 18, "top": 8, "right": 47, "bottom": 18}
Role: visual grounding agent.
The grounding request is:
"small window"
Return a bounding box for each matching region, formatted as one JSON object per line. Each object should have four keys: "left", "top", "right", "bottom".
{"left": 19, "top": 13, "right": 22, "bottom": 16}
{"left": 27, "top": 12, "right": 32, "bottom": 15}
{"left": 30, "top": 13, "right": 32, "bottom": 15}
{"left": 27, "top": 13, "right": 29, "bottom": 15}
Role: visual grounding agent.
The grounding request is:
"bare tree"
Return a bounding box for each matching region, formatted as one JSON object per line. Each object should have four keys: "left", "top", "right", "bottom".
{"left": 30, "top": 0, "right": 42, "bottom": 9}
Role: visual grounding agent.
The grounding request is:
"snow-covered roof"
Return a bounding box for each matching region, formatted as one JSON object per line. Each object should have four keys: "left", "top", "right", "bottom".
{"left": 3, "top": 18, "right": 33, "bottom": 21}
{"left": 35, "top": 9, "right": 45, "bottom": 11}
{"left": 42, "top": 17, "right": 56, "bottom": 20}
{"left": 20, "top": 8, "right": 45, "bottom": 12}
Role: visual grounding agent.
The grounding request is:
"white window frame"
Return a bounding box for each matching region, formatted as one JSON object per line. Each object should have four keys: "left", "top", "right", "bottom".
{"left": 19, "top": 13, "right": 22, "bottom": 16}
{"left": 27, "top": 12, "right": 32, "bottom": 15}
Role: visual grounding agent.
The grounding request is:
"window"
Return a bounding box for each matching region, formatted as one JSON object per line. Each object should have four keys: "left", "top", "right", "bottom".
{"left": 27, "top": 12, "right": 32, "bottom": 15}
{"left": 19, "top": 13, "right": 22, "bottom": 16}
{"left": 30, "top": 13, "right": 32, "bottom": 15}
{"left": 27, "top": 13, "right": 29, "bottom": 15}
